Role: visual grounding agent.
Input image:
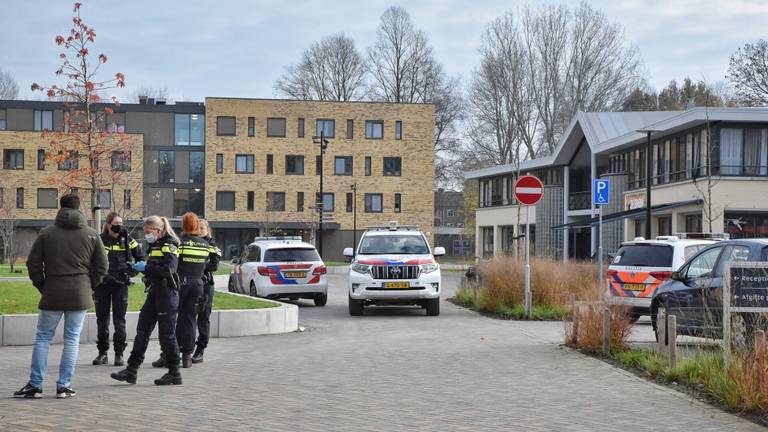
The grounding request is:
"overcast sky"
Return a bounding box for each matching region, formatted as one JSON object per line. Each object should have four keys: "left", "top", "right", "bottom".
{"left": 2, "top": 0, "right": 767, "bottom": 103}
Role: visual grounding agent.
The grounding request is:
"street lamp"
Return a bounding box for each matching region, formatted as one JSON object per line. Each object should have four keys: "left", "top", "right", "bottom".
{"left": 312, "top": 131, "right": 330, "bottom": 257}
{"left": 636, "top": 129, "right": 661, "bottom": 239}
{"left": 351, "top": 182, "right": 357, "bottom": 254}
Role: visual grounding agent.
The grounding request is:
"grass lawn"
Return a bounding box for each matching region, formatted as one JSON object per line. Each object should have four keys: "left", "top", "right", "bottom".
{"left": 324, "top": 261, "right": 349, "bottom": 267}
{"left": 0, "top": 282, "right": 276, "bottom": 315}
{"left": 0, "top": 265, "right": 28, "bottom": 277}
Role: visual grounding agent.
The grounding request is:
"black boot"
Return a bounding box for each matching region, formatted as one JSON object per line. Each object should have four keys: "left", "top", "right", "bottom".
{"left": 114, "top": 352, "right": 124, "bottom": 367}
{"left": 92, "top": 352, "right": 108, "bottom": 365}
{"left": 154, "top": 366, "right": 182, "bottom": 386}
{"left": 110, "top": 365, "right": 138, "bottom": 384}
{"left": 182, "top": 353, "right": 192, "bottom": 368}
{"left": 191, "top": 347, "right": 204, "bottom": 364}
{"left": 151, "top": 352, "right": 167, "bottom": 368}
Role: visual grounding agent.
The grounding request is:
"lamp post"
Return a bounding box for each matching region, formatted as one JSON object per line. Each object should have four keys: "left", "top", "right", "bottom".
{"left": 351, "top": 182, "right": 357, "bottom": 253}
{"left": 313, "top": 131, "right": 330, "bottom": 257}
{"left": 636, "top": 129, "right": 661, "bottom": 239}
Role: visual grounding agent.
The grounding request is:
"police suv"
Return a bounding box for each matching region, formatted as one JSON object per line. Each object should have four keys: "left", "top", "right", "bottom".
{"left": 344, "top": 221, "right": 445, "bottom": 316}
{"left": 228, "top": 236, "right": 328, "bottom": 306}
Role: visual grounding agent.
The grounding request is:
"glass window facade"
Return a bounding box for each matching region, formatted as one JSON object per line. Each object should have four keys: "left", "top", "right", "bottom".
{"left": 316, "top": 192, "right": 334, "bottom": 212}
{"left": 285, "top": 155, "right": 304, "bottom": 175}
{"left": 158, "top": 151, "right": 175, "bottom": 182}
{"left": 99, "top": 189, "right": 112, "bottom": 209}
{"left": 189, "top": 152, "right": 204, "bottom": 183}
{"left": 235, "top": 154, "right": 255, "bottom": 174}
{"left": 335, "top": 156, "right": 353, "bottom": 175}
{"left": 316, "top": 119, "right": 335, "bottom": 138}
{"left": 298, "top": 118, "right": 305, "bottom": 138}
{"left": 247, "top": 191, "right": 255, "bottom": 211}
{"left": 394, "top": 193, "right": 401, "bottom": 213}
{"left": 267, "top": 118, "right": 286, "bottom": 137}
{"left": 383, "top": 157, "right": 401, "bottom": 176}
{"left": 346, "top": 192, "right": 353, "bottom": 212}
{"left": 297, "top": 192, "right": 304, "bottom": 212}
{"left": 395, "top": 121, "right": 402, "bottom": 140}
{"left": 37, "top": 149, "right": 45, "bottom": 170}
{"left": 16, "top": 187, "right": 23, "bottom": 208}
{"left": 216, "top": 191, "right": 235, "bottom": 211}
{"left": 174, "top": 188, "right": 204, "bottom": 217}
{"left": 216, "top": 153, "right": 223, "bottom": 174}
{"left": 365, "top": 120, "right": 383, "bottom": 139}
{"left": 111, "top": 151, "right": 131, "bottom": 171}
{"left": 266, "top": 192, "right": 286, "bottom": 211}
{"left": 346, "top": 119, "right": 354, "bottom": 139}
{"left": 248, "top": 117, "right": 255, "bottom": 137}
{"left": 37, "top": 188, "right": 57, "bottom": 208}
{"left": 34, "top": 110, "right": 53, "bottom": 131}
{"left": 3, "top": 149, "right": 24, "bottom": 170}
{"left": 267, "top": 154, "right": 274, "bottom": 174}
{"left": 365, "top": 156, "right": 371, "bottom": 176}
{"left": 175, "top": 114, "right": 204, "bottom": 146}
{"left": 0, "top": 109, "right": 6, "bottom": 130}
{"left": 364, "top": 193, "right": 383, "bottom": 213}
{"left": 216, "top": 116, "right": 236, "bottom": 136}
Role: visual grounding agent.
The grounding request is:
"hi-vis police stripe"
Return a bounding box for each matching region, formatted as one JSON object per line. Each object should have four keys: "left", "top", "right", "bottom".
{"left": 150, "top": 244, "right": 180, "bottom": 257}
{"left": 104, "top": 239, "right": 139, "bottom": 252}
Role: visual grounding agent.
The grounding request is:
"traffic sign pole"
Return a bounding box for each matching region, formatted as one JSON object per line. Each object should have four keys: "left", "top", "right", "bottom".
{"left": 593, "top": 178, "right": 610, "bottom": 297}
{"left": 514, "top": 174, "right": 544, "bottom": 320}
{"left": 525, "top": 205, "right": 531, "bottom": 319}
{"left": 598, "top": 206, "right": 603, "bottom": 296}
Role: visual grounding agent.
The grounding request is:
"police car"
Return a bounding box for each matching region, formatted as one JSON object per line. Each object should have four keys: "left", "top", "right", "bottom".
{"left": 344, "top": 221, "right": 445, "bottom": 316}
{"left": 228, "top": 237, "right": 328, "bottom": 306}
{"left": 607, "top": 233, "right": 724, "bottom": 319}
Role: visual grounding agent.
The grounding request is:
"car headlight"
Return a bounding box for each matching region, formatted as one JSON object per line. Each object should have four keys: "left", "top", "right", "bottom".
{"left": 350, "top": 263, "right": 371, "bottom": 274}
{"left": 420, "top": 263, "right": 439, "bottom": 274}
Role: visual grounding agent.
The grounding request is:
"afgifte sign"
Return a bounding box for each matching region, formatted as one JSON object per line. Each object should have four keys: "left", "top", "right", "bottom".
{"left": 729, "top": 266, "right": 768, "bottom": 309}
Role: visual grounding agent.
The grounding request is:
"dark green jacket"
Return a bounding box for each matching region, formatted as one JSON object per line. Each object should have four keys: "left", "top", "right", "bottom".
{"left": 27, "top": 208, "right": 108, "bottom": 311}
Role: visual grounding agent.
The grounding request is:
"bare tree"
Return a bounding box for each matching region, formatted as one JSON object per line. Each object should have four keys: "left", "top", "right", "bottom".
{"left": 0, "top": 207, "right": 19, "bottom": 272}
{"left": 692, "top": 97, "right": 720, "bottom": 233}
{"left": 129, "top": 85, "right": 170, "bottom": 103}
{"left": 0, "top": 68, "right": 19, "bottom": 99}
{"left": 275, "top": 33, "right": 367, "bottom": 101}
{"left": 728, "top": 39, "right": 768, "bottom": 106}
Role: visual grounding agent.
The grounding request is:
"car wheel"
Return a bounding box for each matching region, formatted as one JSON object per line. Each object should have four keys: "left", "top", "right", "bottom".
{"left": 314, "top": 293, "right": 328, "bottom": 307}
{"left": 653, "top": 301, "right": 667, "bottom": 343}
{"left": 349, "top": 295, "right": 364, "bottom": 316}
{"left": 249, "top": 281, "right": 258, "bottom": 297}
{"left": 426, "top": 298, "right": 440, "bottom": 316}
{"left": 732, "top": 314, "right": 752, "bottom": 353}
{"left": 228, "top": 277, "right": 235, "bottom": 293}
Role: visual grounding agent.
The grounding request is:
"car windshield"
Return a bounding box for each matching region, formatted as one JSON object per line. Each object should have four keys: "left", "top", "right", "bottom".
{"left": 613, "top": 244, "right": 673, "bottom": 267}
{"left": 263, "top": 248, "right": 320, "bottom": 263}
{"left": 358, "top": 234, "right": 429, "bottom": 255}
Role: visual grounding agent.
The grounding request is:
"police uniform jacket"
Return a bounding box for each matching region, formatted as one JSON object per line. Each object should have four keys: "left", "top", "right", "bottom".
{"left": 145, "top": 235, "right": 179, "bottom": 285}
{"left": 178, "top": 234, "right": 211, "bottom": 283}
{"left": 101, "top": 232, "right": 145, "bottom": 284}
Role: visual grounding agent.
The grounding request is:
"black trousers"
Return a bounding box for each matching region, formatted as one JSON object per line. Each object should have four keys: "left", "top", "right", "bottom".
{"left": 94, "top": 279, "right": 129, "bottom": 354}
{"left": 196, "top": 282, "right": 215, "bottom": 349}
{"left": 177, "top": 279, "right": 204, "bottom": 355}
{"left": 127, "top": 281, "right": 180, "bottom": 368}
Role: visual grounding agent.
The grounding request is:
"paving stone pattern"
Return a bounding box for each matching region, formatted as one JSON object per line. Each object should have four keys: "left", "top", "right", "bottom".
{"left": 0, "top": 273, "right": 762, "bottom": 431}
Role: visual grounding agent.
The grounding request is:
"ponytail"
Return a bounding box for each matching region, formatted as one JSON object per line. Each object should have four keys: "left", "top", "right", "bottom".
{"left": 144, "top": 215, "right": 180, "bottom": 244}
{"left": 160, "top": 216, "right": 180, "bottom": 244}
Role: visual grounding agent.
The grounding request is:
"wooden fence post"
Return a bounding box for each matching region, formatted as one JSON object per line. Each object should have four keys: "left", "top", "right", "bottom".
{"left": 602, "top": 308, "right": 611, "bottom": 355}
{"left": 657, "top": 311, "right": 666, "bottom": 356}
{"left": 667, "top": 315, "right": 677, "bottom": 369}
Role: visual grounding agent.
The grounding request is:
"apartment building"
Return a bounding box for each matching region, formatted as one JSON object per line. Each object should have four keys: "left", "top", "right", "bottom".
{"left": 465, "top": 108, "right": 768, "bottom": 261}
{"left": 0, "top": 98, "right": 435, "bottom": 261}
{"left": 434, "top": 189, "right": 473, "bottom": 257}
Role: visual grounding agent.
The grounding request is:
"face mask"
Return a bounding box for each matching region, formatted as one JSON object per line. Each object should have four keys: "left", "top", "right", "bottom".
{"left": 110, "top": 224, "right": 124, "bottom": 234}
{"left": 145, "top": 233, "right": 158, "bottom": 244}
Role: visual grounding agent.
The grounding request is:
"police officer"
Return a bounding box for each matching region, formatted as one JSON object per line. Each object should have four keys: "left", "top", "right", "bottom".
{"left": 111, "top": 216, "right": 183, "bottom": 386}
{"left": 93, "top": 212, "right": 144, "bottom": 367}
{"left": 151, "top": 212, "right": 209, "bottom": 369}
{"left": 192, "top": 219, "right": 221, "bottom": 363}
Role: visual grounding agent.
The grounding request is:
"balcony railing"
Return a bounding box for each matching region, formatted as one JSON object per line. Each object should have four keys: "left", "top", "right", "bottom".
{"left": 568, "top": 191, "right": 590, "bottom": 211}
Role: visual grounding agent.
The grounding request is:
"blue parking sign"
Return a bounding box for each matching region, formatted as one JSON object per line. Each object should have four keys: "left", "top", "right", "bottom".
{"left": 593, "top": 179, "right": 610, "bottom": 205}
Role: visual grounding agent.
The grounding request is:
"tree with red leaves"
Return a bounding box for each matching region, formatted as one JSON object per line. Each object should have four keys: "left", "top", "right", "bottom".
{"left": 31, "top": 2, "right": 129, "bottom": 229}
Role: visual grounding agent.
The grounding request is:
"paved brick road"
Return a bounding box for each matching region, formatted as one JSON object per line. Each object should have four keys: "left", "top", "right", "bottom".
{"left": 0, "top": 272, "right": 762, "bottom": 431}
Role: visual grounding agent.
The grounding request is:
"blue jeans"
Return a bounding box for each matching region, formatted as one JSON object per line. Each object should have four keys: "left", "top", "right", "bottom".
{"left": 28, "top": 310, "right": 87, "bottom": 389}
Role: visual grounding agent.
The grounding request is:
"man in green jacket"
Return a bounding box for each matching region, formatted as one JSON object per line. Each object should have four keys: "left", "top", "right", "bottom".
{"left": 14, "top": 194, "right": 108, "bottom": 399}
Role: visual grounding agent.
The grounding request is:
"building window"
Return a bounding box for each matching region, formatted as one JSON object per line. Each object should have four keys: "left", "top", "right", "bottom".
{"left": 99, "top": 189, "right": 112, "bottom": 209}
{"left": 334, "top": 156, "right": 353, "bottom": 176}
{"left": 58, "top": 150, "right": 79, "bottom": 171}
{"left": 298, "top": 118, "right": 305, "bottom": 138}
{"left": 0, "top": 109, "right": 6, "bottom": 130}
{"left": 316, "top": 119, "right": 335, "bottom": 138}
{"left": 16, "top": 187, "right": 24, "bottom": 208}
{"left": 482, "top": 227, "right": 494, "bottom": 258}
{"left": 267, "top": 192, "right": 286, "bottom": 211}
{"left": 3, "top": 149, "right": 24, "bottom": 170}
{"left": 316, "top": 192, "right": 334, "bottom": 212}
{"left": 174, "top": 114, "right": 204, "bottom": 146}
{"left": 235, "top": 154, "right": 255, "bottom": 174}
{"left": 247, "top": 191, "right": 255, "bottom": 211}
{"left": 315, "top": 155, "right": 322, "bottom": 176}
{"left": 266, "top": 154, "right": 274, "bottom": 174}
{"left": 216, "top": 153, "right": 223, "bottom": 174}
{"left": 365, "top": 120, "right": 384, "bottom": 139}
{"left": 107, "top": 112, "right": 126, "bottom": 133}
{"left": 364, "top": 193, "right": 383, "bottom": 213}
{"left": 285, "top": 155, "right": 305, "bottom": 175}
{"left": 37, "top": 188, "right": 58, "bottom": 209}
{"left": 658, "top": 216, "right": 672, "bottom": 236}
{"left": 216, "top": 116, "right": 236, "bottom": 136}
{"left": 383, "top": 157, "right": 402, "bottom": 176}
{"left": 111, "top": 151, "right": 131, "bottom": 171}
{"left": 685, "top": 214, "right": 702, "bottom": 233}
{"left": 216, "top": 191, "right": 236, "bottom": 211}
{"left": 365, "top": 156, "right": 371, "bottom": 176}
{"left": 173, "top": 188, "right": 204, "bottom": 217}
{"left": 158, "top": 151, "right": 175, "bottom": 182}
{"left": 189, "top": 152, "right": 204, "bottom": 183}
{"left": 37, "top": 149, "right": 45, "bottom": 170}
{"left": 124, "top": 189, "right": 132, "bottom": 209}
{"left": 395, "top": 121, "right": 402, "bottom": 140}
{"left": 346, "top": 119, "right": 354, "bottom": 139}
{"left": 248, "top": 117, "right": 255, "bottom": 137}
{"left": 346, "top": 192, "right": 353, "bottom": 212}
{"left": 394, "top": 193, "right": 401, "bottom": 213}
{"left": 297, "top": 192, "right": 304, "bottom": 212}
{"left": 267, "top": 118, "right": 286, "bottom": 137}
{"left": 34, "top": 110, "right": 53, "bottom": 131}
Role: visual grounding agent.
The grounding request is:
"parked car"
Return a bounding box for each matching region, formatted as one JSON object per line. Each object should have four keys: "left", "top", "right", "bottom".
{"left": 651, "top": 238, "right": 768, "bottom": 344}
{"left": 228, "top": 236, "right": 328, "bottom": 306}
{"left": 344, "top": 221, "right": 445, "bottom": 316}
{"left": 608, "top": 235, "right": 718, "bottom": 320}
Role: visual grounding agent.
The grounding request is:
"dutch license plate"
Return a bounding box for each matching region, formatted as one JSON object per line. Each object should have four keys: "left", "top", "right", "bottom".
{"left": 624, "top": 283, "right": 645, "bottom": 292}
{"left": 284, "top": 272, "right": 307, "bottom": 279}
{"left": 384, "top": 282, "right": 410, "bottom": 289}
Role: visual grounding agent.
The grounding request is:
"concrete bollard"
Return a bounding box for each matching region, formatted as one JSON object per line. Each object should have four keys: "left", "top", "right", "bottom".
{"left": 657, "top": 311, "right": 666, "bottom": 355}
{"left": 667, "top": 315, "right": 677, "bottom": 369}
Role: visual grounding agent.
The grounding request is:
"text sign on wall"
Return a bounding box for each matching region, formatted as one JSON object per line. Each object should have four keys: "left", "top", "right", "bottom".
{"left": 729, "top": 266, "right": 768, "bottom": 309}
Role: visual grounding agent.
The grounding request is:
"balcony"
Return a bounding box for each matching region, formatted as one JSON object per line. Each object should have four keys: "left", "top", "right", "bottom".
{"left": 568, "top": 191, "right": 590, "bottom": 211}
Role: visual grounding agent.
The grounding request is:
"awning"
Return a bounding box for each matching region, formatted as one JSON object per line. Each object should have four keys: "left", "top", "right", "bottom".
{"left": 551, "top": 199, "right": 702, "bottom": 230}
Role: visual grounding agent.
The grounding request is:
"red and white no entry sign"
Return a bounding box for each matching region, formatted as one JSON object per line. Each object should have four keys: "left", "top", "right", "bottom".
{"left": 514, "top": 175, "right": 544, "bottom": 205}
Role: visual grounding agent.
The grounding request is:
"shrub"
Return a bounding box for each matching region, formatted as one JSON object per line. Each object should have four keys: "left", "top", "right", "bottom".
{"left": 565, "top": 300, "right": 632, "bottom": 354}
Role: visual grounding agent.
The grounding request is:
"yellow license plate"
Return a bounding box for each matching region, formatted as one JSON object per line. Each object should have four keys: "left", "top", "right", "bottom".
{"left": 384, "top": 282, "right": 410, "bottom": 289}
{"left": 284, "top": 272, "right": 307, "bottom": 279}
{"left": 624, "top": 283, "right": 645, "bottom": 292}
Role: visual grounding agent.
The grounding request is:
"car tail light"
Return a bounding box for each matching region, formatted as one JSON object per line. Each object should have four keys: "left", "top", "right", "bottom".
{"left": 312, "top": 265, "right": 327, "bottom": 275}
{"left": 257, "top": 266, "right": 277, "bottom": 276}
{"left": 650, "top": 271, "right": 672, "bottom": 281}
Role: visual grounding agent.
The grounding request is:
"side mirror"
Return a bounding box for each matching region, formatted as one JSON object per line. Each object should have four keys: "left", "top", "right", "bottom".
{"left": 343, "top": 247, "right": 354, "bottom": 258}
{"left": 434, "top": 247, "right": 446, "bottom": 257}
{"left": 231, "top": 257, "right": 240, "bottom": 264}
{"left": 671, "top": 271, "right": 683, "bottom": 281}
